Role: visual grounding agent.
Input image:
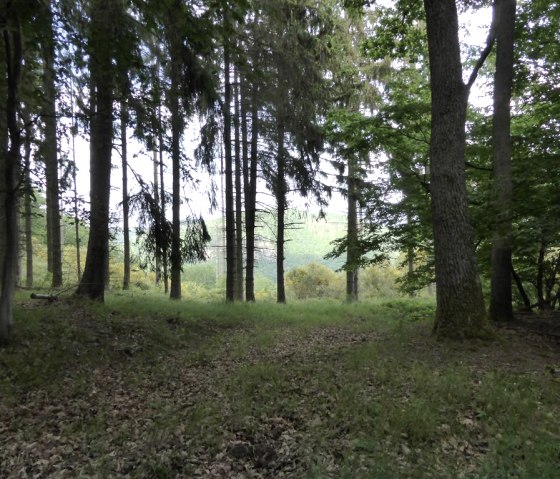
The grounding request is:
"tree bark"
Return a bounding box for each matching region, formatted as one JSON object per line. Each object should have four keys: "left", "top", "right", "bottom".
{"left": 168, "top": 21, "right": 182, "bottom": 300}
{"left": 0, "top": 6, "right": 22, "bottom": 344}
{"left": 76, "top": 0, "right": 115, "bottom": 302}
{"left": 234, "top": 70, "right": 244, "bottom": 301}
{"left": 158, "top": 106, "right": 168, "bottom": 294}
{"left": 244, "top": 82, "right": 257, "bottom": 302}
{"left": 346, "top": 154, "right": 359, "bottom": 302}
{"left": 224, "top": 43, "right": 236, "bottom": 302}
{"left": 121, "top": 101, "right": 130, "bottom": 290}
{"left": 42, "top": 0, "right": 62, "bottom": 288}
{"left": 511, "top": 265, "right": 532, "bottom": 310}
{"left": 536, "top": 238, "right": 547, "bottom": 310}
{"left": 276, "top": 121, "right": 286, "bottom": 304}
{"left": 23, "top": 111, "right": 33, "bottom": 289}
{"left": 424, "top": 0, "right": 488, "bottom": 338}
{"left": 489, "top": 0, "right": 516, "bottom": 322}
{"left": 153, "top": 148, "right": 161, "bottom": 285}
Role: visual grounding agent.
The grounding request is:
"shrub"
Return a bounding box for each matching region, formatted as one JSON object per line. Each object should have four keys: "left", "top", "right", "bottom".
{"left": 286, "top": 262, "right": 344, "bottom": 300}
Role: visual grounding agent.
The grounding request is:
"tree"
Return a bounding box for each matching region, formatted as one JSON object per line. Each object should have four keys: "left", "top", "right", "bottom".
{"left": 0, "top": 0, "right": 23, "bottom": 344}
{"left": 41, "top": 0, "right": 62, "bottom": 288}
{"left": 76, "top": 0, "right": 118, "bottom": 301}
{"left": 423, "top": 0, "right": 492, "bottom": 338}
{"left": 489, "top": 0, "right": 516, "bottom": 321}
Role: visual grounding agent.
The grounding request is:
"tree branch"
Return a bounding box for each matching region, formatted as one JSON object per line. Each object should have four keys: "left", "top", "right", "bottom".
{"left": 465, "top": 1, "right": 497, "bottom": 94}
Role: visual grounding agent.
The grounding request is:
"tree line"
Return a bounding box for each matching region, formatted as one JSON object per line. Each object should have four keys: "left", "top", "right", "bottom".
{"left": 1, "top": 0, "right": 558, "bottom": 343}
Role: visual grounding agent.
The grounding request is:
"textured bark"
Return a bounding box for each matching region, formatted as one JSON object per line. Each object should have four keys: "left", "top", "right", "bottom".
{"left": 244, "top": 85, "right": 258, "bottom": 302}
{"left": 346, "top": 154, "right": 359, "bottom": 303}
{"left": 168, "top": 21, "right": 182, "bottom": 300}
{"left": 424, "top": 0, "right": 487, "bottom": 338}
{"left": 276, "top": 122, "right": 286, "bottom": 304}
{"left": 76, "top": 0, "right": 115, "bottom": 301}
{"left": 234, "top": 71, "right": 244, "bottom": 301}
{"left": 224, "top": 45, "right": 235, "bottom": 302}
{"left": 42, "top": 0, "right": 62, "bottom": 288}
{"left": 0, "top": 6, "right": 22, "bottom": 344}
{"left": 121, "top": 101, "right": 130, "bottom": 290}
{"left": 489, "top": 0, "right": 516, "bottom": 322}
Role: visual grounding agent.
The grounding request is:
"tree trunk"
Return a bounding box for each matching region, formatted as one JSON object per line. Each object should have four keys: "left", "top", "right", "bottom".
{"left": 158, "top": 108, "right": 168, "bottom": 294}
{"left": 511, "top": 265, "right": 532, "bottom": 311}
{"left": 424, "top": 0, "right": 487, "bottom": 338}
{"left": 346, "top": 154, "right": 359, "bottom": 303}
{"left": 489, "top": 0, "right": 516, "bottom": 322}
{"left": 276, "top": 122, "right": 286, "bottom": 304}
{"left": 0, "top": 7, "right": 22, "bottom": 344}
{"left": 153, "top": 148, "right": 161, "bottom": 285}
{"left": 234, "top": 71, "right": 244, "bottom": 301}
{"left": 23, "top": 111, "right": 33, "bottom": 289}
{"left": 168, "top": 23, "right": 182, "bottom": 300}
{"left": 121, "top": 101, "right": 130, "bottom": 290}
{"left": 536, "top": 238, "right": 546, "bottom": 310}
{"left": 224, "top": 44, "right": 236, "bottom": 302}
{"left": 42, "top": 0, "right": 62, "bottom": 288}
{"left": 76, "top": 0, "right": 115, "bottom": 302}
{"left": 244, "top": 82, "right": 257, "bottom": 302}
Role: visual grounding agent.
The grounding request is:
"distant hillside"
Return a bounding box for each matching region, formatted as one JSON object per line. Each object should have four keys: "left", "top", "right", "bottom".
{"left": 197, "top": 210, "right": 347, "bottom": 284}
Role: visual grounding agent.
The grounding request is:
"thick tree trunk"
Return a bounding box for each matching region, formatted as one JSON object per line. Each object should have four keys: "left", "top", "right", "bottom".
{"left": 424, "top": 0, "right": 487, "bottom": 338}
{"left": 76, "top": 0, "right": 114, "bottom": 302}
{"left": 346, "top": 154, "right": 359, "bottom": 303}
{"left": 168, "top": 24, "right": 182, "bottom": 300}
{"left": 42, "top": 1, "right": 62, "bottom": 288}
{"left": 234, "top": 71, "right": 244, "bottom": 301}
{"left": 244, "top": 83, "right": 257, "bottom": 302}
{"left": 224, "top": 45, "right": 236, "bottom": 302}
{"left": 276, "top": 122, "right": 286, "bottom": 304}
{"left": 121, "top": 101, "right": 130, "bottom": 290}
{"left": 489, "top": 0, "right": 516, "bottom": 322}
{"left": 0, "top": 8, "right": 22, "bottom": 344}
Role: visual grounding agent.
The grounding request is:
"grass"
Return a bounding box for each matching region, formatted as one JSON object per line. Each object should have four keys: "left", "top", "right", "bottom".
{"left": 1, "top": 293, "right": 559, "bottom": 478}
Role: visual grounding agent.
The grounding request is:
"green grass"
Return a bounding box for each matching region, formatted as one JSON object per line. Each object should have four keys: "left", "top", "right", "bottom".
{"left": 1, "top": 293, "right": 559, "bottom": 478}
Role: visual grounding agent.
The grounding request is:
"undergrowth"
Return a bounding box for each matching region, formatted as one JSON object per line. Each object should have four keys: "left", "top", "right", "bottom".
{"left": 1, "top": 293, "right": 559, "bottom": 478}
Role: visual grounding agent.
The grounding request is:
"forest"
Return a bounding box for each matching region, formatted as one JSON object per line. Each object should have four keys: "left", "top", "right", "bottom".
{"left": 1, "top": 0, "right": 559, "bottom": 477}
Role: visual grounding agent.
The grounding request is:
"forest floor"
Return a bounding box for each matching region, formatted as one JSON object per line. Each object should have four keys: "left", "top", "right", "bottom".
{"left": 1, "top": 294, "right": 559, "bottom": 478}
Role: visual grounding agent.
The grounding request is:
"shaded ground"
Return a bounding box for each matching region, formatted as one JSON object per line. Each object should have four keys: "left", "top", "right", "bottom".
{"left": 1, "top": 297, "right": 559, "bottom": 478}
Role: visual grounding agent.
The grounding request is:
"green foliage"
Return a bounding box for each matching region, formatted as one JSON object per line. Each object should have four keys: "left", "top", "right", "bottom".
{"left": 286, "top": 262, "right": 344, "bottom": 300}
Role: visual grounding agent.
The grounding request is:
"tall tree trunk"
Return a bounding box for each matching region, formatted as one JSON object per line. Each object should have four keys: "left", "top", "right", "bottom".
{"left": 346, "top": 154, "right": 359, "bottom": 303}
{"left": 158, "top": 107, "right": 168, "bottom": 294}
{"left": 0, "top": 6, "right": 22, "bottom": 344}
{"left": 489, "top": 0, "right": 516, "bottom": 322}
{"left": 42, "top": 0, "right": 62, "bottom": 288}
{"left": 276, "top": 122, "right": 286, "bottom": 304}
{"left": 244, "top": 82, "right": 257, "bottom": 302}
{"left": 224, "top": 44, "right": 236, "bottom": 302}
{"left": 70, "top": 77, "right": 82, "bottom": 281}
{"left": 424, "top": 0, "right": 487, "bottom": 338}
{"left": 168, "top": 22, "right": 182, "bottom": 300}
{"left": 121, "top": 101, "right": 130, "bottom": 290}
{"left": 23, "top": 111, "right": 33, "bottom": 289}
{"left": 153, "top": 149, "right": 161, "bottom": 284}
{"left": 76, "top": 0, "right": 115, "bottom": 301}
{"left": 234, "top": 71, "right": 244, "bottom": 300}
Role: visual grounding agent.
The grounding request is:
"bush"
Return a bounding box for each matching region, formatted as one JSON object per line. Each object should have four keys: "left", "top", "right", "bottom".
{"left": 286, "top": 262, "right": 344, "bottom": 300}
